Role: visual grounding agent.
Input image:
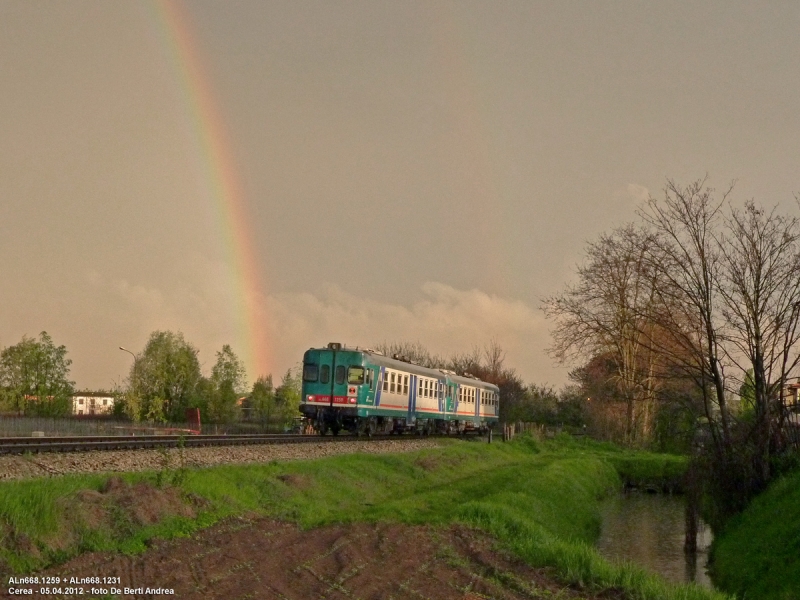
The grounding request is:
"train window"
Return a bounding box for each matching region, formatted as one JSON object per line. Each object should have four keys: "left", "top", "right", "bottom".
{"left": 302, "top": 364, "right": 319, "bottom": 382}
{"left": 347, "top": 366, "right": 365, "bottom": 385}
{"left": 403, "top": 375, "right": 409, "bottom": 395}
{"left": 335, "top": 365, "right": 346, "bottom": 385}
{"left": 382, "top": 371, "right": 388, "bottom": 392}
{"left": 390, "top": 372, "right": 396, "bottom": 393}
{"left": 320, "top": 365, "right": 330, "bottom": 384}
{"left": 422, "top": 380, "right": 427, "bottom": 398}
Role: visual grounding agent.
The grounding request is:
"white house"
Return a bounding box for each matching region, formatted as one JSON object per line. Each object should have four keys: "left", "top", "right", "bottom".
{"left": 72, "top": 392, "right": 115, "bottom": 415}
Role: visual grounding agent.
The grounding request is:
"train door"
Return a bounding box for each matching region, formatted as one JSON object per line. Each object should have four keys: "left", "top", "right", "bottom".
{"left": 316, "top": 349, "right": 334, "bottom": 405}
{"left": 408, "top": 374, "right": 417, "bottom": 424}
{"left": 316, "top": 348, "right": 349, "bottom": 406}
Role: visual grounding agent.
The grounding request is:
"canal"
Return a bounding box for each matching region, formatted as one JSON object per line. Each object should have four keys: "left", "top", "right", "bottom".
{"left": 596, "top": 491, "right": 715, "bottom": 589}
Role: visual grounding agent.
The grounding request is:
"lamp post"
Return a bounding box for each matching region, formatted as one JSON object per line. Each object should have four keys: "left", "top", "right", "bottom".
{"left": 119, "top": 347, "right": 138, "bottom": 421}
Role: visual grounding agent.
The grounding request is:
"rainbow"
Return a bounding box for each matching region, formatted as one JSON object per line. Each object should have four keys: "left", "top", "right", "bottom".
{"left": 149, "top": 0, "right": 270, "bottom": 379}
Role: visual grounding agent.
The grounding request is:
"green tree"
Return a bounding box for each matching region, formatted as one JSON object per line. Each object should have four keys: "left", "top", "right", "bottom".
{"left": 126, "top": 331, "right": 202, "bottom": 422}
{"left": 207, "top": 344, "right": 246, "bottom": 423}
{"left": 250, "top": 375, "right": 276, "bottom": 429}
{"left": 0, "top": 332, "right": 74, "bottom": 416}
{"left": 274, "top": 368, "right": 301, "bottom": 428}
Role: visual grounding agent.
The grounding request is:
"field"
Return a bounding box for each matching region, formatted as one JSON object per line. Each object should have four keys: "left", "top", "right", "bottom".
{"left": 0, "top": 436, "right": 728, "bottom": 599}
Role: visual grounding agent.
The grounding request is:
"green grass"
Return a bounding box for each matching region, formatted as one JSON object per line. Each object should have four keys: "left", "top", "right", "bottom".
{"left": 0, "top": 436, "right": 727, "bottom": 600}
{"left": 711, "top": 467, "right": 800, "bottom": 599}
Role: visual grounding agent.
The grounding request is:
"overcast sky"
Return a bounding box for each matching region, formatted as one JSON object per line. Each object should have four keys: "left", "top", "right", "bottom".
{"left": 2, "top": 1, "right": 800, "bottom": 390}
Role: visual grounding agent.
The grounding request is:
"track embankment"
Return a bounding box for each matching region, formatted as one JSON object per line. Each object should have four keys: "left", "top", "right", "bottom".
{"left": 0, "top": 437, "right": 728, "bottom": 600}
{"left": 0, "top": 438, "right": 444, "bottom": 480}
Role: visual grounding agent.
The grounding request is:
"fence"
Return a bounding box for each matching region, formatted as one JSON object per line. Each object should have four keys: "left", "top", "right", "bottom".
{"left": 500, "top": 421, "right": 586, "bottom": 442}
{"left": 0, "top": 415, "right": 297, "bottom": 437}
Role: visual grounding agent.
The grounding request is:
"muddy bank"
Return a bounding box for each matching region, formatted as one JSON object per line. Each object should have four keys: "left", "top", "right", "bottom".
{"left": 6, "top": 517, "right": 622, "bottom": 600}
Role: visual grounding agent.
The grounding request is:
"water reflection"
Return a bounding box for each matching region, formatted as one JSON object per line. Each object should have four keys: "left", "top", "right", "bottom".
{"left": 596, "top": 492, "right": 714, "bottom": 588}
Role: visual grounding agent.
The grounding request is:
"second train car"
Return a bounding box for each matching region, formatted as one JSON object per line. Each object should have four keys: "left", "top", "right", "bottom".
{"left": 300, "top": 342, "right": 500, "bottom": 435}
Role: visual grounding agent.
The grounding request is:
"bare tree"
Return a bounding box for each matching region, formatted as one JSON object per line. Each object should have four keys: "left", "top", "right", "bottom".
{"left": 717, "top": 201, "right": 800, "bottom": 481}
{"left": 483, "top": 338, "right": 506, "bottom": 380}
{"left": 447, "top": 346, "right": 484, "bottom": 377}
{"left": 373, "top": 341, "right": 445, "bottom": 368}
{"left": 639, "top": 177, "right": 735, "bottom": 456}
{"left": 543, "top": 224, "right": 661, "bottom": 444}
{"left": 547, "top": 175, "right": 800, "bottom": 519}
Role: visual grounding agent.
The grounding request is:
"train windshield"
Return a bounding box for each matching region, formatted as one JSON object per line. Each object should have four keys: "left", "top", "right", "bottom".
{"left": 302, "top": 364, "right": 318, "bottom": 382}
{"left": 347, "top": 366, "right": 365, "bottom": 385}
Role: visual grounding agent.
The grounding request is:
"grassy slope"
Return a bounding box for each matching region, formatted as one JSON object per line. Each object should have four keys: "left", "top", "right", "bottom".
{"left": 0, "top": 437, "right": 726, "bottom": 600}
{"left": 711, "top": 468, "right": 800, "bottom": 599}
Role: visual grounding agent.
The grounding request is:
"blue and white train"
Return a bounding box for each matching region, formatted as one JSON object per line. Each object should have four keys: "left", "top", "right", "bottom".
{"left": 299, "top": 343, "right": 500, "bottom": 436}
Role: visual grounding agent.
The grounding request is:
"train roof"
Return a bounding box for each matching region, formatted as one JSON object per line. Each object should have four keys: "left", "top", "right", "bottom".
{"left": 305, "top": 343, "right": 499, "bottom": 390}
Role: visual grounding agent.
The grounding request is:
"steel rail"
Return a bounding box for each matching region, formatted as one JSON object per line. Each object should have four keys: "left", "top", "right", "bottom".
{"left": 0, "top": 432, "right": 465, "bottom": 455}
{"left": 0, "top": 434, "right": 298, "bottom": 446}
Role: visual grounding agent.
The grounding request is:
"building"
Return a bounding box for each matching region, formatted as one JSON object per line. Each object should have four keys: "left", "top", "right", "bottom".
{"left": 782, "top": 383, "right": 800, "bottom": 426}
{"left": 72, "top": 392, "right": 115, "bottom": 415}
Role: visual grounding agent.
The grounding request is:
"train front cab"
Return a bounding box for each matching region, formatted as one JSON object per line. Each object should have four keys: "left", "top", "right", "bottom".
{"left": 301, "top": 344, "right": 368, "bottom": 435}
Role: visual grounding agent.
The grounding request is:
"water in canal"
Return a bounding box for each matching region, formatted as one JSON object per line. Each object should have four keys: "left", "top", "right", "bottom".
{"left": 596, "top": 491, "right": 715, "bottom": 588}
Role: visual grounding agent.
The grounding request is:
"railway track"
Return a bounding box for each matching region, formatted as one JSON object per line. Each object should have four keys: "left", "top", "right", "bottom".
{"left": 0, "top": 432, "right": 464, "bottom": 455}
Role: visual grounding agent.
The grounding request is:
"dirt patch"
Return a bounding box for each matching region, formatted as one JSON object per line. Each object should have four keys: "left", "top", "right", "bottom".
{"left": 276, "top": 473, "right": 312, "bottom": 489}
{"left": 62, "top": 477, "right": 196, "bottom": 536}
{"left": 15, "top": 518, "right": 627, "bottom": 600}
{"left": 415, "top": 455, "right": 442, "bottom": 471}
{"left": 0, "top": 522, "right": 40, "bottom": 562}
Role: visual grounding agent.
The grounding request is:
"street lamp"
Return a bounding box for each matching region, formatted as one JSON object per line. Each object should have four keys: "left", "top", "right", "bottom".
{"left": 119, "top": 346, "right": 139, "bottom": 421}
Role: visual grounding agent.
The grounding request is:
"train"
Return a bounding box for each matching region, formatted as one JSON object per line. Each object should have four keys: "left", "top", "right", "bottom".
{"left": 299, "top": 342, "right": 500, "bottom": 436}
